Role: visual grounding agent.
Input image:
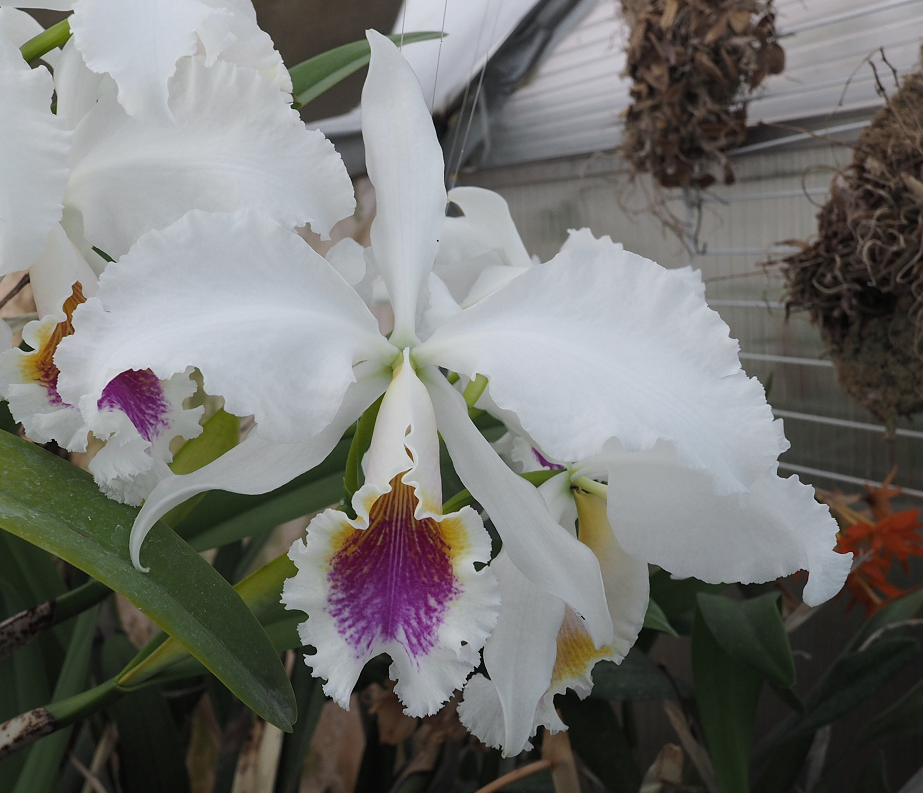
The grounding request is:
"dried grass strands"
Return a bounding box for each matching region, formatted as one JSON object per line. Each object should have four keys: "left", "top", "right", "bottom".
{"left": 619, "top": 0, "right": 784, "bottom": 188}
{"left": 783, "top": 67, "right": 923, "bottom": 424}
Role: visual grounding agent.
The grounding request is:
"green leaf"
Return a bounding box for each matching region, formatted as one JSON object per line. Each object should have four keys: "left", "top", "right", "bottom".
{"left": 692, "top": 604, "right": 762, "bottom": 793}
{"left": 856, "top": 679, "right": 923, "bottom": 746}
{"left": 289, "top": 32, "right": 444, "bottom": 109}
{"left": 792, "top": 637, "right": 917, "bottom": 739}
{"left": 752, "top": 737, "right": 814, "bottom": 793}
{"left": 589, "top": 648, "right": 678, "bottom": 701}
{"left": 0, "top": 431, "right": 295, "bottom": 730}
{"left": 274, "top": 662, "right": 327, "bottom": 793}
{"left": 850, "top": 590, "right": 923, "bottom": 651}
{"left": 643, "top": 596, "right": 679, "bottom": 637}
{"left": 649, "top": 568, "right": 726, "bottom": 618}
{"left": 100, "top": 635, "right": 192, "bottom": 793}
{"left": 12, "top": 606, "right": 98, "bottom": 793}
{"left": 557, "top": 693, "right": 641, "bottom": 793}
{"left": 697, "top": 592, "right": 795, "bottom": 688}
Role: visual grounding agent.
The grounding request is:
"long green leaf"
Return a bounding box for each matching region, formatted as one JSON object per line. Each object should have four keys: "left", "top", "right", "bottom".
{"left": 649, "top": 568, "right": 726, "bottom": 619}
{"left": 849, "top": 589, "right": 923, "bottom": 651}
{"left": 289, "top": 32, "right": 443, "bottom": 109}
{"left": 12, "top": 606, "right": 98, "bottom": 793}
{"left": 275, "top": 662, "right": 327, "bottom": 793}
{"left": 0, "top": 431, "right": 294, "bottom": 730}
{"left": 697, "top": 592, "right": 795, "bottom": 688}
{"left": 692, "top": 603, "right": 762, "bottom": 793}
{"left": 857, "top": 679, "right": 923, "bottom": 746}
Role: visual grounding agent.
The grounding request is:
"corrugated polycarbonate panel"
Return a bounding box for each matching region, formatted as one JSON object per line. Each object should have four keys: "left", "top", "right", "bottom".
{"left": 462, "top": 141, "right": 923, "bottom": 500}
{"left": 483, "top": 0, "right": 923, "bottom": 167}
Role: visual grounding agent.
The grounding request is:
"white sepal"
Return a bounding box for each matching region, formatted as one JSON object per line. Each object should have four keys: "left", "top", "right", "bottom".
{"left": 423, "top": 370, "right": 613, "bottom": 648}
{"left": 362, "top": 30, "right": 446, "bottom": 346}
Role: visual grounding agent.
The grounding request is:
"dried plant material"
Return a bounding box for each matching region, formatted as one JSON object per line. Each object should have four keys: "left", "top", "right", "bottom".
{"left": 392, "top": 698, "right": 468, "bottom": 789}
{"left": 115, "top": 594, "right": 159, "bottom": 649}
{"left": 782, "top": 67, "right": 923, "bottom": 423}
{"left": 663, "top": 702, "right": 717, "bottom": 793}
{"left": 231, "top": 718, "right": 285, "bottom": 793}
{"left": 620, "top": 0, "right": 784, "bottom": 188}
{"left": 300, "top": 695, "right": 365, "bottom": 793}
{"left": 542, "top": 729, "right": 580, "bottom": 793}
{"left": 361, "top": 681, "right": 418, "bottom": 745}
{"left": 640, "top": 743, "right": 685, "bottom": 793}
{"left": 186, "top": 696, "right": 223, "bottom": 793}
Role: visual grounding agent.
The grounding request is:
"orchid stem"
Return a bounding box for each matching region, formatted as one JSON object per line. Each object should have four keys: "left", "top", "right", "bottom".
{"left": 463, "top": 374, "right": 488, "bottom": 408}
{"left": 475, "top": 760, "right": 553, "bottom": 793}
{"left": 572, "top": 476, "right": 608, "bottom": 499}
{"left": 20, "top": 19, "right": 71, "bottom": 65}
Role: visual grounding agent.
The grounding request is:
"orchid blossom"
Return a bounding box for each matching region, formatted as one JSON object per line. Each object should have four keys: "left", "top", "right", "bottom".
{"left": 0, "top": 6, "right": 353, "bottom": 502}
{"left": 53, "top": 30, "right": 846, "bottom": 723}
{"left": 457, "top": 430, "right": 852, "bottom": 754}
{"left": 53, "top": 31, "right": 615, "bottom": 715}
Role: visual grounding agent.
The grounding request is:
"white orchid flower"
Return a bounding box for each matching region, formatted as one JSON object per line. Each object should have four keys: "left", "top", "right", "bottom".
{"left": 0, "top": 10, "right": 353, "bottom": 502}
{"left": 53, "top": 31, "right": 615, "bottom": 715}
{"left": 459, "top": 430, "right": 851, "bottom": 755}
{"left": 2, "top": 0, "right": 290, "bottom": 120}
{"left": 53, "top": 30, "right": 846, "bottom": 722}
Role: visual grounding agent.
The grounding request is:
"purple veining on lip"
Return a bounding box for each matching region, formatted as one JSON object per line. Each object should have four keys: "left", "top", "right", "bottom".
{"left": 98, "top": 369, "right": 170, "bottom": 443}
{"left": 326, "top": 477, "right": 460, "bottom": 661}
{"left": 533, "top": 448, "right": 564, "bottom": 470}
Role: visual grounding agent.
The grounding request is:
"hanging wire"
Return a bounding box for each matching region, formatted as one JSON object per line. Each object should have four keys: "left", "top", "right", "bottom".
{"left": 449, "top": 0, "right": 503, "bottom": 188}
{"left": 399, "top": 0, "right": 408, "bottom": 48}
{"left": 431, "top": 0, "right": 451, "bottom": 111}
{"left": 445, "top": 0, "right": 494, "bottom": 185}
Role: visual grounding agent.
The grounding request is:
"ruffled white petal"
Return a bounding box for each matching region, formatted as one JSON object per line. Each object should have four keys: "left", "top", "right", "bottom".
{"left": 29, "top": 223, "right": 98, "bottom": 317}
{"left": 128, "top": 363, "right": 390, "bottom": 570}
{"left": 0, "top": 34, "right": 69, "bottom": 276}
{"left": 55, "top": 210, "right": 396, "bottom": 445}
{"left": 196, "top": 0, "right": 291, "bottom": 94}
{"left": 417, "top": 246, "right": 786, "bottom": 495}
{"left": 69, "top": 0, "right": 220, "bottom": 120}
{"left": 66, "top": 56, "right": 353, "bottom": 260}
{"left": 596, "top": 439, "right": 851, "bottom": 606}
{"left": 423, "top": 370, "right": 613, "bottom": 647}
{"left": 362, "top": 30, "right": 446, "bottom": 345}
{"left": 53, "top": 37, "right": 113, "bottom": 131}
{"left": 284, "top": 360, "right": 499, "bottom": 716}
{"left": 560, "top": 228, "right": 705, "bottom": 299}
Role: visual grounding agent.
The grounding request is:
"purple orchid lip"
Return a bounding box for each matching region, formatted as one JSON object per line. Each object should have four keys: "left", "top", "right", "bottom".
{"left": 98, "top": 369, "right": 171, "bottom": 443}
{"left": 533, "top": 448, "right": 564, "bottom": 471}
{"left": 326, "top": 475, "right": 461, "bottom": 661}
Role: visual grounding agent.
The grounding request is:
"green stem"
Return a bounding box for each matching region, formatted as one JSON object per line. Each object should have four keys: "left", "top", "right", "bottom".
{"left": 47, "top": 677, "right": 120, "bottom": 726}
{"left": 54, "top": 579, "right": 111, "bottom": 623}
{"left": 463, "top": 374, "right": 489, "bottom": 408}
{"left": 571, "top": 476, "right": 608, "bottom": 498}
{"left": 19, "top": 19, "right": 71, "bottom": 65}
{"left": 441, "top": 469, "right": 562, "bottom": 514}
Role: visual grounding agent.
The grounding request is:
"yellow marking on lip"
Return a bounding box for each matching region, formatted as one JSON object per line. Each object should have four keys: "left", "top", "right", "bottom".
{"left": 550, "top": 607, "right": 612, "bottom": 689}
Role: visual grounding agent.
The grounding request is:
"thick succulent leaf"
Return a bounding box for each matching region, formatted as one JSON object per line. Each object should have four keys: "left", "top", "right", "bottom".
{"left": 642, "top": 596, "right": 678, "bottom": 637}
{"left": 856, "top": 679, "right": 923, "bottom": 747}
{"left": 697, "top": 592, "right": 795, "bottom": 688}
{"left": 0, "top": 430, "right": 295, "bottom": 730}
{"left": 290, "top": 31, "right": 442, "bottom": 109}
{"left": 692, "top": 604, "right": 763, "bottom": 793}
